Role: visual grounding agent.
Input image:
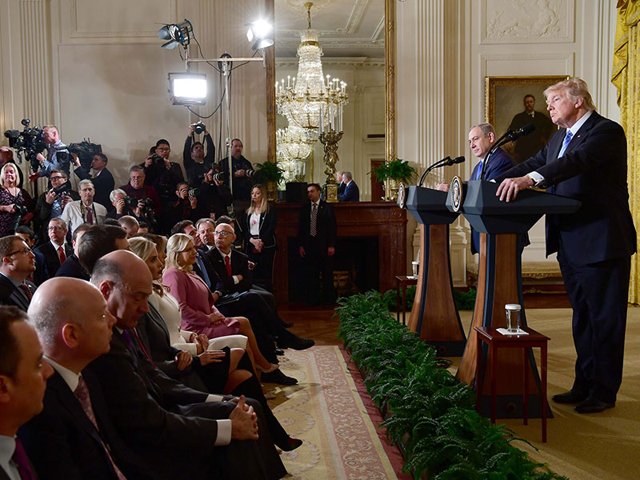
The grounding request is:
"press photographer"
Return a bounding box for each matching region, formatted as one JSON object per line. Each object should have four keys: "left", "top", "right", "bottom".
{"left": 0, "top": 163, "right": 33, "bottom": 237}
{"left": 163, "top": 181, "right": 205, "bottom": 232}
{"left": 183, "top": 122, "right": 215, "bottom": 187}
{"left": 143, "top": 138, "right": 185, "bottom": 206}
{"left": 34, "top": 169, "right": 79, "bottom": 244}
{"left": 218, "top": 138, "right": 254, "bottom": 216}
{"left": 26, "top": 124, "right": 71, "bottom": 181}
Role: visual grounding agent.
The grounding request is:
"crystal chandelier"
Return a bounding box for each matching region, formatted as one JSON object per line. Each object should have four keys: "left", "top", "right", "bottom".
{"left": 276, "top": 2, "right": 348, "bottom": 139}
{"left": 276, "top": 126, "right": 311, "bottom": 182}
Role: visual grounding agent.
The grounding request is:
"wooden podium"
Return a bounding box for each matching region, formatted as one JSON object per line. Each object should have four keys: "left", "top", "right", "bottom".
{"left": 447, "top": 180, "right": 580, "bottom": 418}
{"left": 403, "top": 187, "right": 466, "bottom": 356}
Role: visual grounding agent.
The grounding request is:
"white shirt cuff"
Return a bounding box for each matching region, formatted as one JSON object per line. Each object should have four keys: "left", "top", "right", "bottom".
{"left": 232, "top": 275, "right": 239, "bottom": 285}
{"left": 206, "top": 394, "right": 224, "bottom": 403}
{"left": 527, "top": 171, "right": 545, "bottom": 186}
{"left": 214, "top": 419, "right": 232, "bottom": 446}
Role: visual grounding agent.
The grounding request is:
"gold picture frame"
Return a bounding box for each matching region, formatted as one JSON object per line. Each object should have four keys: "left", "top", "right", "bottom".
{"left": 485, "top": 75, "right": 568, "bottom": 162}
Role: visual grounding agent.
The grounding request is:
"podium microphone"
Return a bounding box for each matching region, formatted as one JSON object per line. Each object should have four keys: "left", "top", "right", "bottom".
{"left": 418, "top": 156, "right": 465, "bottom": 187}
{"left": 480, "top": 124, "right": 534, "bottom": 180}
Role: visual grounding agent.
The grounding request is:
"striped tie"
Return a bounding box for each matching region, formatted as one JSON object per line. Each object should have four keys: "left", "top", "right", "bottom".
{"left": 558, "top": 131, "right": 573, "bottom": 158}
{"left": 310, "top": 203, "right": 318, "bottom": 237}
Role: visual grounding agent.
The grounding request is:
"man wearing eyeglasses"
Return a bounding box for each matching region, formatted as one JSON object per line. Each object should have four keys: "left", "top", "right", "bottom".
{"left": 0, "top": 235, "right": 37, "bottom": 311}
{"left": 61, "top": 180, "right": 107, "bottom": 235}
{"left": 34, "top": 218, "right": 73, "bottom": 278}
{"left": 143, "top": 139, "right": 185, "bottom": 208}
{"left": 34, "top": 169, "right": 79, "bottom": 245}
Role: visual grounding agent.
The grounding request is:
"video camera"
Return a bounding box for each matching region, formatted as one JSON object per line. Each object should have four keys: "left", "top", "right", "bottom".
{"left": 68, "top": 140, "right": 102, "bottom": 170}
{"left": 3, "top": 119, "right": 47, "bottom": 173}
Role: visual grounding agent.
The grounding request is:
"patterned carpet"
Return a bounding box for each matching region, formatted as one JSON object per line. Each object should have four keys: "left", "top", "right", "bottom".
{"left": 265, "top": 346, "right": 399, "bottom": 479}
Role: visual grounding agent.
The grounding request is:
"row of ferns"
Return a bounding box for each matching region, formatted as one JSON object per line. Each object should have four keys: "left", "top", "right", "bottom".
{"left": 337, "top": 291, "right": 567, "bottom": 480}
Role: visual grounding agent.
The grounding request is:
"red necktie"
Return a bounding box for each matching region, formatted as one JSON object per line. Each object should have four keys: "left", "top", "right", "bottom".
{"left": 75, "top": 376, "right": 127, "bottom": 480}
{"left": 86, "top": 205, "right": 93, "bottom": 224}
{"left": 19, "top": 283, "right": 32, "bottom": 300}
{"left": 12, "top": 437, "right": 35, "bottom": 480}
{"left": 58, "top": 246, "right": 66, "bottom": 264}
{"left": 225, "top": 255, "right": 232, "bottom": 277}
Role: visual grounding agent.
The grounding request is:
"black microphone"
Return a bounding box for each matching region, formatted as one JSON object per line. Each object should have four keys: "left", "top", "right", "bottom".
{"left": 505, "top": 123, "right": 535, "bottom": 141}
{"left": 417, "top": 156, "right": 465, "bottom": 187}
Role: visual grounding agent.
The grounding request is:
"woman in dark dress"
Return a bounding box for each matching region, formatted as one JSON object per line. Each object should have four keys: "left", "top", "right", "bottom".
{"left": 0, "top": 163, "right": 26, "bottom": 236}
{"left": 241, "top": 184, "right": 277, "bottom": 291}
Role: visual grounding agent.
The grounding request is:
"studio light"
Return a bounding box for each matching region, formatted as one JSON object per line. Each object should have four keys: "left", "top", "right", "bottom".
{"left": 246, "top": 19, "right": 274, "bottom": 50}
{"left": 157, "top": 20, "right": 193, "bottom": 50}
{"left": 168, "top": 72, "right": 207, "bottom": 106}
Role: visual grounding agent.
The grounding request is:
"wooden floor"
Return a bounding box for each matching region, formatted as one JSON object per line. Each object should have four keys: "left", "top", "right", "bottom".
{"left": 280, "top": 292, "right": 572, "bottom": 345}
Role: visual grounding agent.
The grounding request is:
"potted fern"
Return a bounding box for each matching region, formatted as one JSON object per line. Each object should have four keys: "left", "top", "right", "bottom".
{"left": 253, "top": 161, "right": 284, "bottom": 201}
{"left": 370, "top": 158, "right": 417, "bottom": 201}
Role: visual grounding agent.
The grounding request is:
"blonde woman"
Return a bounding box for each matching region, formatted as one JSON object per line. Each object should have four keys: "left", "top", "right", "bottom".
{"left": 0, "top": 163, "right": 26, "bottom": 236}
{"left": 131, "top": 235, "right": 302, "bottom": 450}
{"left": 163, "top": 233, "right": 278, "bottom": 375}
{"left": 241, "top": 184, "right": 277, "bottom": 290}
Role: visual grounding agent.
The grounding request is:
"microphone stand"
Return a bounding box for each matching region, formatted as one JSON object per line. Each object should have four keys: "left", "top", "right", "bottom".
{"left": 418, "top": 156, "right": 451, "bottom": 187}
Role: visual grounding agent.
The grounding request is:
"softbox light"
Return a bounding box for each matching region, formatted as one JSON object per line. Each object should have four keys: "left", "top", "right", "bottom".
{"left": 168, "top": 73, "right": 207, "bottom": 106}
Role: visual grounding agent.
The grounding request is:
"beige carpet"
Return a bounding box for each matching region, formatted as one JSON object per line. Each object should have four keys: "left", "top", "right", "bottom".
{"left": 449, "top": 307, "right": 640, "bottom": 480}
{"left": 265, "top": 346, "right": 399, "bottom": 479}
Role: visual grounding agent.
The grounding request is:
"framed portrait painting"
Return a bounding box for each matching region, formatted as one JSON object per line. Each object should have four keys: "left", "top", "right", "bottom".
{"left": 485, "top": 75, "right": 569, "bottom": 163}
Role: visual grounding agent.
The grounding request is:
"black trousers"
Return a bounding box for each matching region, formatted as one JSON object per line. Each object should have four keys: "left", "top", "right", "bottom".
{"left": 557, "top": 251, "right": 631, "bottom": 404}
{"left": 303, "top": 237, "right": 335, "bottom": 304}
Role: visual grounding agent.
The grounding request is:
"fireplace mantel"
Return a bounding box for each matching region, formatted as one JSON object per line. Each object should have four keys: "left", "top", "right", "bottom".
{"left": 273, "top": 202, "right": 407, "bottom": 304}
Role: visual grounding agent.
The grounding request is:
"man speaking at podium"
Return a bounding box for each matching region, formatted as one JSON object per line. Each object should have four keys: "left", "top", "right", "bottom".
{"left": 495, "top": 77, "right": 636, "bottom": 414}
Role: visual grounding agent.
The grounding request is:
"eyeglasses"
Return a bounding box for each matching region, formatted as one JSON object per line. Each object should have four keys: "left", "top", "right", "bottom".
{"left": 213, "top": 231, "right": 232, "bottom": 237}
{"left": 6, "top": 247, "right": 33, "bottom": 257}
{"left": 48, "top": 226, "right": 65, "bottom": 231}
{"left": 50, "top": 176, "right": 65, "bottom": 181}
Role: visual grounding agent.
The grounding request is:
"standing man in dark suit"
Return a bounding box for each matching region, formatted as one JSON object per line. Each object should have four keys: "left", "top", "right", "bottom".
{"left": 437, "top": 123, "right": 515, "bottom": 254}
{"left": 34, "top": 217, "right": 73, "bottom": 279}
{"left": 0, "top": 306, "right": 54, "bottom": 480}
{"left": 508, "top": 94, "right": 555, "bottom": 164}
{"left": 0, "top": 235, "right": 37, "bottom": 311}
{"left": 337, "top": 171, "right": 360, "bottom": 202}
{"left": 298, "top": 183, "right": 337, "bottom": 306}
{"left": 21, "top": 277, "right": 155, "bottom": 479}
{"left": 73, "top": 153, "right": 115, "bottom": 211}
{"left": 496, "top": 77, "right": 637, "bottom": 414}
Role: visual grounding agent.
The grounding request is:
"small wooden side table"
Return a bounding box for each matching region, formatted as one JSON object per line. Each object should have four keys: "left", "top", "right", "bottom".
{"left": 395, "top": 275, "right": 418, "bottom": 325}
{"left": 474, "top": 326, "right": 550, "bottom": 442}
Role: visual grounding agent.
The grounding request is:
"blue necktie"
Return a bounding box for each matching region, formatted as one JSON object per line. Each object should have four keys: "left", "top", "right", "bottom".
{"left": 196, "top": 254, "right": 212, "bottom": 288}
{"left": 558, "top": 131, "right": 573, "bottom": 158}
{"left": 474, "top": 161, "right": 483, "bottom": 180}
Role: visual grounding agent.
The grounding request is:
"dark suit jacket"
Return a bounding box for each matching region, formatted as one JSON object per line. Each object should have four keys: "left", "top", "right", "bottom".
{"left": 34, "top": 189, "right": 80, "bottom": 244}
{"left": 297, "top": 200, "right": 337, "bottom": 252}
{"left": 55, "top": 254, "right": 90, "bottom": 281}
{"left": 0, "top": 275, "right": 35, "bottom": 311}
{"left": 206, "top": 248, "right": 252, "bottom": 294}
{"left": 34, "top": 242, "right": 73, "bottom": 278}
{"left": 74, "top": 167, "right": 115, "bottom": 211}
{"left": 135, "top": 304, "right": 208, "bottom": 392}
{"left": 85, "top": 329, "right": 229, "bottom": 477}
{"left": 19, "top": 370, "right": 154, "bottom": 480}
{"left": 33, "top": 250, "right": 50, "bottom": 286}
{"left": 495, "top": 112, "right": 636, "bottom": 265}
{"left": 337, "top": 181, "right": 360, "bottom": 202}
{"left": 471, "top": 148, "right": 515, "bottom": 254}
{"left": 241, "top": 208, "right": 277, "bottom": 250}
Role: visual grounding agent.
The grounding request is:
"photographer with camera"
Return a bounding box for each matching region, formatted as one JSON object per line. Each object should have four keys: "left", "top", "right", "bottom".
{"left": 60, "top": 179, "right": 107, "bottom": 234}
{"left": 183, "top": 123, "right": 215, "bottom": 188}
{"left": 34, "top": 169, "right": 79, "bottom": 244}
{"left": 163, "top": 181, "right": 205, "bottom": 233}
{"left": 72, "top": 152, "right": 114, "bottom": 210}
{"left": 143, "top": 139, "right": 184, "bottom": 204}
{"left": 27, "top": 125, "right": 71, "bottom": 181}
{"left": 219, "top": 138, "right": 254, "bottom": 217}
{"left": 119, "top": 166, "right": 161, "bottom": 231}
{"left": 107, "top": 188, "right": 143, "bottom": 219}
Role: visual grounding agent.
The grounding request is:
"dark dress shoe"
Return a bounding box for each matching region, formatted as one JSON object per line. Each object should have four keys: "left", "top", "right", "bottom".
{"left": 552, "top": 390, "right": 588, "bottom": 404}
{"left": 279, "top": 336, "right": 315, "bottom": 351}
{"left": 574, "top": 398, "right": 615, "bottom": 414}
{"left": 275, "top": 348, "right": 285, "bottom": 356}
{"left": 261, "top": 369, "right": 298, "bottom": 385}
{"left": 281, "top": 321, "right": 294, "bottom": 328}
{"left": 277, "top": 437, "right": 303, "bottom": 452}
